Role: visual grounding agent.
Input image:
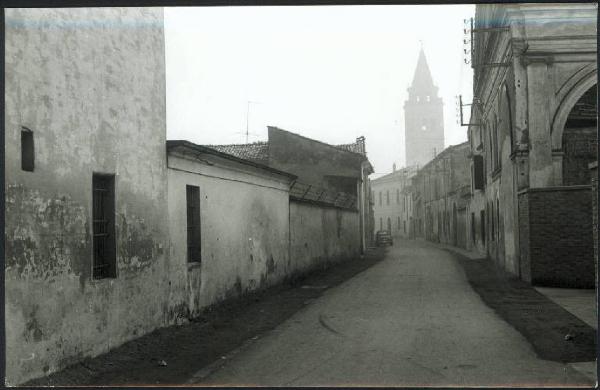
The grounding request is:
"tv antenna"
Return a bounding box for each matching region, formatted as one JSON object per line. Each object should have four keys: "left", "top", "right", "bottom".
{"left": 246, "top": 100, "right": 262, "bottom": 143}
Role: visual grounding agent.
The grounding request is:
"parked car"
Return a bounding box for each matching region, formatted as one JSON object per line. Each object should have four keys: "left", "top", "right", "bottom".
{"left": 375, "top": 230, "right": 393, "bottom": 246}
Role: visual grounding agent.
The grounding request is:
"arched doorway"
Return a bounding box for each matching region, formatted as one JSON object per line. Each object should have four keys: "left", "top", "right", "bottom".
{"left": 562, "top": 85, "right": 597, "bottom": 186}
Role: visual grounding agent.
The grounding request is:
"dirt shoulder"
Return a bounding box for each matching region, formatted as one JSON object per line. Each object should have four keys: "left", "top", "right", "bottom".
{"left": 24, "top": 248, "right": 386, "bottom": 387}
{"left": 450, "top": 250, "right": 597, "bottom": 363}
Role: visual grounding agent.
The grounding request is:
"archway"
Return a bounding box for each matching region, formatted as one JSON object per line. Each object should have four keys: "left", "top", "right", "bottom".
{"left": 552, "top": 67, "right": 597, "bottom": 150}
{"left": 562, "top": 85, "right": 597, "bottom": 185}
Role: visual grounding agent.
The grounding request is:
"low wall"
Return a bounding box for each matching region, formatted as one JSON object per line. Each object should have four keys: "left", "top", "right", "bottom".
{"left": 290, "top": 200, "right": 361, "bottom": 275}
{"left": 518, "top": 186, "right": 594, "bottom": 288}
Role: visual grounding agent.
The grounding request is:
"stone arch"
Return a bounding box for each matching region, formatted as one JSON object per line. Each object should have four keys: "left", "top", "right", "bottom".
{"left": 561, "top": 85, "right": 597, "bottom": 185}
{"left": 551, "top": 68, "right": 598, "bottom": 150}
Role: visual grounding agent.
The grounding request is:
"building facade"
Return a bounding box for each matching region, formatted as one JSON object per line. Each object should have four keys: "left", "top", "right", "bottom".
{"left": 5, "top": 8, "right": 169, "bottom": 385}
{"left": 466, "top": 3, "right": 597, "bottom": 287}
{"left": 166, "top": 141, "right": 296, "bottom": 319}
{"left": 371, "top": 166, "right": 417, "bottom": 238}
{"left": 209, "top": 126, "right": 375, "bottom": 253}
{"left": 410, "top": 142, "right": 471, "bottom": 248}
{"left": 404, "top": 49, "right": 445, "bottom": 168}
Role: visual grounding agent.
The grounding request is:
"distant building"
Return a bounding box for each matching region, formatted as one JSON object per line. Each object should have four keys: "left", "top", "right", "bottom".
{"left": 466, "top": 3, "right": 597, "bottom": 287}
{"left": 371, "top": 165, "right": 418, "bottom": 238}
{"left": 403, "top": 49, "right": 445, "bottom": 168}
{"left": 410, "top": 142, "right": 471, "bottom": 247}
{"left": 208, "top": 126, "right": 375, "bottom": 252}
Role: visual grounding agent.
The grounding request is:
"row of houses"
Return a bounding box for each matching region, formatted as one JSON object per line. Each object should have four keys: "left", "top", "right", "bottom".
{"left": 373, "top": 3, "right": 597, "bottom": 289}
{"left": 5, "top": 8, "right": 374, "bottom": 385}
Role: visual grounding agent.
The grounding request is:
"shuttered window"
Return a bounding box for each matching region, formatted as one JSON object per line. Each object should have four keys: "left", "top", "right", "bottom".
{"left": 186, "top": 185, "right": 201, "bottom": 263}
{"left": 473, "top": 155, "right": 485, "bottom": 190}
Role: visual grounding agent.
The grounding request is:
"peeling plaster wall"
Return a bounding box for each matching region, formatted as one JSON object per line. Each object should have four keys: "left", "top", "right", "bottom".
{"left": 290, "top": 201, "right": 361, "bottom": 275}
{"left": 167, "top": 153, "right": 292, "bottom": 318}
{"left": 5, "top": 8, "right": 168, "bottom": 385}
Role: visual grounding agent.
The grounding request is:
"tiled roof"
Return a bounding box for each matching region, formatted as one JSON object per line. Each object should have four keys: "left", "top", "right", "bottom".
{"left": 206, "top": 142, "right": 269, "bottom": 165}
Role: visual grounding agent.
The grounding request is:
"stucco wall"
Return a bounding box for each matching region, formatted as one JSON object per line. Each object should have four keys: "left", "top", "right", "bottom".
{"left": 290, "top": 201, "right": 360, "bottom": 274}
{"left": 268, "top": 127, "right": 364, "bottom": 191}
{"left": 5, "top": 8, "right": 167, "bottom": 385}
{"left": 167, "top": 153, "right": 292, "bottom": 317}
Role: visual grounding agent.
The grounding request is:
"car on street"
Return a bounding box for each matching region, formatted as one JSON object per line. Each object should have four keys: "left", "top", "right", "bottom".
{"left": 375, "top": 230, "right": 393, "bottom": 246}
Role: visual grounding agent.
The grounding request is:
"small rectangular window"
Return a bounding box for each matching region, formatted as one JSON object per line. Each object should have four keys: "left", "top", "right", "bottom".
{"left": 21, "top": 127, "right": 34, "bottom": 172}
{"left": 93, "top": 174, "right": 116, "bottom": 279}
{"left": 186, "top": 185, "right": 201, "bottom": 263}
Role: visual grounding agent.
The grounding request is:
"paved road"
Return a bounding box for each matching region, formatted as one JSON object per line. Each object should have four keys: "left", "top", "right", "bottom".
{"left": 193, "top": 239, "right": 594, "bottom": 387}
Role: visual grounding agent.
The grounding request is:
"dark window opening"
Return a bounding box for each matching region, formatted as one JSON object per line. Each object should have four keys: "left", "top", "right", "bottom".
{"left": 473, "top": 155, "right": 485, "bottom": 190}
{"left": 186, "top": 185, "right": 201, "bottom": 263}
{"left": 21, "top": 127, "right": 34, "bottom": 172}
{"left": 93, "top": 174, "right": 116, "bottom": 279}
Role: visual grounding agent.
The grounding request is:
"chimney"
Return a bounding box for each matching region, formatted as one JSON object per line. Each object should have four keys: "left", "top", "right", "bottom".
{"left": 356, "top": 136, "right": 366, "bottom": 155}
{"left": 393, "top": 163, "right": 397, "bottom": 172}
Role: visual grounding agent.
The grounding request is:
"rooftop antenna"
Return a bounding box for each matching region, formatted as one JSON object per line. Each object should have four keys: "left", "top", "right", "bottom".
{"left": 246, "top": 100, "right": 261, "bottom": 143}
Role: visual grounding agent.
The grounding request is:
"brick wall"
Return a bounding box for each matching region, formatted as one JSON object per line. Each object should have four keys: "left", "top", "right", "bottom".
{"left": 518, "top": 186, "right": 594, "bottom": 288}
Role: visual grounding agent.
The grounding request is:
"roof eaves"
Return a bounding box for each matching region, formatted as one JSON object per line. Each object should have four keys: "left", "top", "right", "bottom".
{"left": 166, "top": 140, "right": 297, "bottom": 180}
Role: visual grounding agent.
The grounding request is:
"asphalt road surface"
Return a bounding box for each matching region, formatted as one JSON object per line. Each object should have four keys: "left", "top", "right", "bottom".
{"left": 193, "top": 239, "right": 594, "bottom": 387}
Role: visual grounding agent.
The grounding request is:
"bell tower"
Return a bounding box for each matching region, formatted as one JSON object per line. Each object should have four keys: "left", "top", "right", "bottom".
{"left": 403, "top": 48, "right": 445, "bottom": 168}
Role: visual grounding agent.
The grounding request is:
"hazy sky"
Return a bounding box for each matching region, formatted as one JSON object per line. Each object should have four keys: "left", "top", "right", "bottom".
{"left": 165, "top": 5, "right": 474, "bottom": 178}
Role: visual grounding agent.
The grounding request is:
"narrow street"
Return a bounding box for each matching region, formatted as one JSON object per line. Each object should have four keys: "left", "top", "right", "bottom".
{"left": 194, "top": 239, "right": 593, "bottom": 387}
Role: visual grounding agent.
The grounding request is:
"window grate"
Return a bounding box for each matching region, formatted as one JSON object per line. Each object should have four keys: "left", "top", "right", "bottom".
{"left": 93, "top": 174, "right": 116, "bottom": 279}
